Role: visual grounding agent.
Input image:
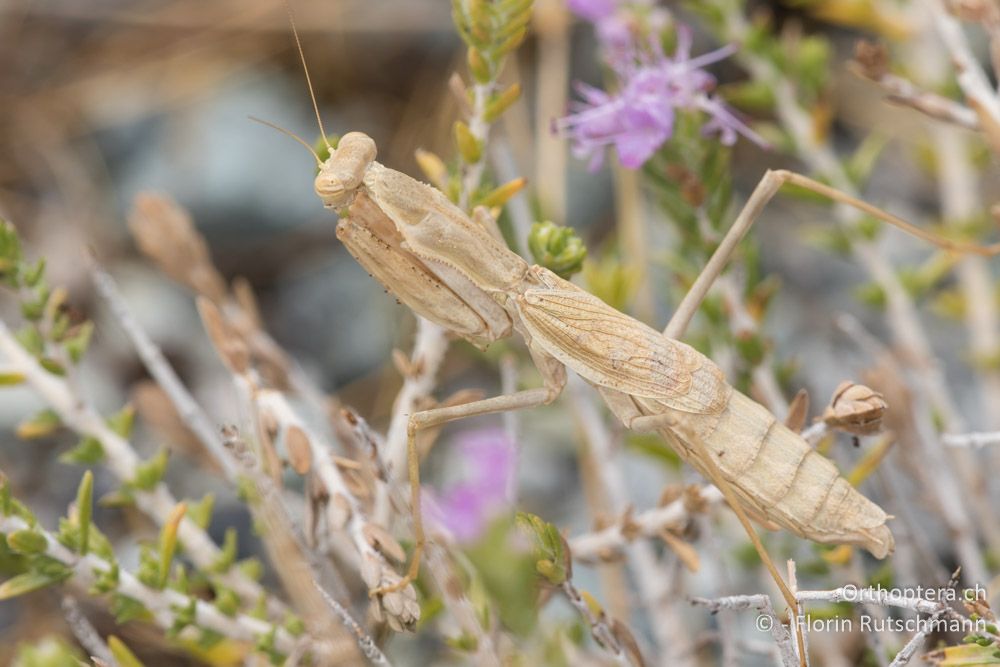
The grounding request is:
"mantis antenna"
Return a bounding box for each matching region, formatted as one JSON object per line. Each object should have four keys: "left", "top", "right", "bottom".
{"left": 284, "top": 0, "right": 334, "bottom": 154}
{"left": 248, "top": 115, "right": 323, "bottom": 165}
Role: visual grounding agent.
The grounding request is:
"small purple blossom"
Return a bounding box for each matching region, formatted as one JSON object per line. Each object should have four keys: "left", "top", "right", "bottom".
{"left": 568, "top": 0, "right": 669, "bottom": 67}
{"left": 557, "top": 19, "right": 766, "bottom": 171}
{"left": 567, "top": 0, "right": 618, "bottom": 22}
{"left": 422, "top": 428, "right": 516, "bottom": 544}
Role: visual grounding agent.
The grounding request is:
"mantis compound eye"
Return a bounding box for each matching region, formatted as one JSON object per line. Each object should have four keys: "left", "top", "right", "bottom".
{"left": 314, "top": 170, "right": 352, "bottom": 208}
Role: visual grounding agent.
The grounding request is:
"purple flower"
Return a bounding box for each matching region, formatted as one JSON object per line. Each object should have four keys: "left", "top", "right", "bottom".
{"left": 568, "top": 0, "right": 669, "bottom": 66}
{"left": 422, "top": 428, "right": 516, "bottom": 544}
{"left": 567, "top": 0, "right": 618, "bottom": 21}
{"left": 556, "top": 21, "right": 767, "bottom": 171}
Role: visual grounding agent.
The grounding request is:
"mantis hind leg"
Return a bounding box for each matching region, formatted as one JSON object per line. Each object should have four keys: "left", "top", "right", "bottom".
{"left": 664, "top": 169, "right": 1000, "bottom": 341}
{"left": 371, "top": 384, "right": 564, "bottom": 596}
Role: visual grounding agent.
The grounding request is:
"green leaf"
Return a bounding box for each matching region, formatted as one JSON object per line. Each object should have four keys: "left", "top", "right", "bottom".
{"left": 50, "top": 313, "right": 71, "bottom": 342}
{"left": 11, "top": 636, "right": 85, "bottom": 666}
{"left": 794, "top": 35, "right": 832, "bottom": 101}
{"left": 187, "top": 493, "right": 214, "bottom": 530}
{"left": 214, "top": 586, "right": 240, "bottom": 617}
{"left": 454, "top": 121, "right": 483, "bottom": 164}
{"left": 929, "top": 643, "right": 1000, "bottom": 665}
{"left": 516, "top": 511, "right": 569, "bottom": 586}
{"left": 171, "top": 564, "right": 190, "bottom": 594}
{"left": 15, "top": 325, "right": 44, "bottom": 357}
{"left": 38, "top": 358, "right": 65, "bottom": 376}
{"left": 16, "top": 409, "right": 61, "bottom": 440}
{"left": 733, "top": 330, "right": 768, "bottom": 366}
{"left": 75, "top": 471, "right": 93, "bottom": 555}
{"left": 168, "top": 597, "right": 197, "bottom": 637}
{"left": 106, "top": 403, "right": 135, "bottom": 438}
{"left": 254, "top": 628, "right": 284, "bottom": 665}
{"left": 583, "top": 251, "right": 637, "bottom": 313}
{"left": 111, "top": 593, "right": 150, "bottom": 624}
{"left": 21, "top": 258, "right": 45, "bottom": 289}
{"left": 20, "top": 294, "right": 46, "bottom": 322}
{"left": 846, "top": 133, "right": 890, "bottom": 188}
{"left": 467, "top": 46, "right": 492, "bottom": 83}
{"left": 6, "top": 530, "right": 48, "bottom": 555}
{"left": 194, "top": 628, "right": 225, "bottom": 651}
{"left": 90, "top": 561, "right": 120, "bottom": 594}
{"left": 137, "top": 544, "right": 160, "bottom": 588}
{"left": 0, "top": 568, "right": 71, "bottom": 600}
{"left": 157, "top": 503, "right": 186, "bottom": 589}
{"left": 494, "top": 27, "right": 527, "bottom": 58}
{"left": 0, "top": 221, "right": 24, "bottom": 287}
{"left": 59, "top": 437, "right": 105, "bottom": 466}
{"left": 284, "top": 613, "right": 306, "bottom": 636}
{"left": 0, "top": 372, "right": 25, "bottom": 385}
{"left": 212, "top": 527, "right": 238, "bottom": 574}
{"left": 720, "top": 80, "right": 776, "bottom": 112}
{"left": 132, "top": 449, "right": 169, "bottom": 491}
{"left": 98, "top": 489, "right": 134, "bottom": 508}
{"left": 64, "top": 321, "right": 94, "bottom": 364}
{"left": 0, "top": 484, "right": 34, "bottom": 522}
{"left": 108, "top": 636, "right": 146, "bottom": 667}
{"left": 237, "top": 557, "right": 263, "bottom": 582}
{"left": 854, "top": 282, "right": 887, "bottom": 310}
{"left": 484, "top": 83, "right": 521, "bottom": 123}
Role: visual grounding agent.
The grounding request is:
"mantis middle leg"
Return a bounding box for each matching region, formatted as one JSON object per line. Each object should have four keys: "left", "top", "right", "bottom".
{"left": 373, "top": 355, "right": 566, "bottom": 596}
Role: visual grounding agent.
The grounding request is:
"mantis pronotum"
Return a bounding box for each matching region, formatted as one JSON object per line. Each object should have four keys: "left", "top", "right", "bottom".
{"left": 278, "top": 6, "right": 1000, "bottom": 615}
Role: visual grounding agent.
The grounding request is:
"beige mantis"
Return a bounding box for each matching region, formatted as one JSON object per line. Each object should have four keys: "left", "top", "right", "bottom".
{"left": 310, "top": 124, "right": 1000, "bottom": 605}
{"left": 308, "top": 128, "right": 998, "bottom": 603}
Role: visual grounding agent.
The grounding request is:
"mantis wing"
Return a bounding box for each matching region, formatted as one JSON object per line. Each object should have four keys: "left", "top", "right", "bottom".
{"left": 516, "top": 272, "right": 729, "bottom": 415}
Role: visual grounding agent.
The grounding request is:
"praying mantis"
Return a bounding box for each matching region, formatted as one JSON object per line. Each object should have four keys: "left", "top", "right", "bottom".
{"left": 277, "top": 7, "right": 1000, "bottom": 608}
{"left": 309, "top": 128, "right": 1000, "bottom": 602}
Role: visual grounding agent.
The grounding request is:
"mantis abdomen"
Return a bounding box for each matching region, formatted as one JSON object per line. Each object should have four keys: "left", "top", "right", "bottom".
{"left": 651, "top": 390, "right": 894, "bottom": 558}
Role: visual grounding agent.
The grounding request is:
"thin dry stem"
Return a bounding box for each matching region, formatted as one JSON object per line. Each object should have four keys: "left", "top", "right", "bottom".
{"left": 0, "top": 321, "right": 290, "bottom": 620}
{"left": 569, "top": 486, "right": 723, "bottom": 562}
{"left": 0, "top": 514, "right": 305, "bottom": 654}
{"left": 922, "top": 0, "right": 1000, "bottom": 149}
{"left": 567, "top": 375, "right": 692, "bottom": 666}
{"left": 88, "top": 259, "right": 238, "bottom": 480}
{"left": 852, "top": 50, "right": 980, "bottom": 130}
{"left": 559, "top": 579, "right": 633, "bottom": 666}
{"left": 220, "top": 428, "right": 363, "bottom": 664}
{"left": 61, "top": 596, "right": 116, "bottom": 667}
{"left": 382, "top": 318, "right": 449, "bottom": 498}
{"left": 313, "top": 582, "right": 394, "bottom": 667}
{"left": 256, "top": 388, "right": 418, "bottom": 629}
{"left": 690, "top": 595, "right": 797, "bottom": 667}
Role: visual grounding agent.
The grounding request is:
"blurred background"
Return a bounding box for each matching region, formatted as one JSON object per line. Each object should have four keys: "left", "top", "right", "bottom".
{"left": 1, "top": 0, "right": 999, "bottom": 664}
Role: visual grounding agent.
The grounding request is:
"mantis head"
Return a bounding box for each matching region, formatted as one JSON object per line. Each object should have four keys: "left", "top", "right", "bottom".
{"left": 315, "top": 132, "right": 377, "bottom": 209}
